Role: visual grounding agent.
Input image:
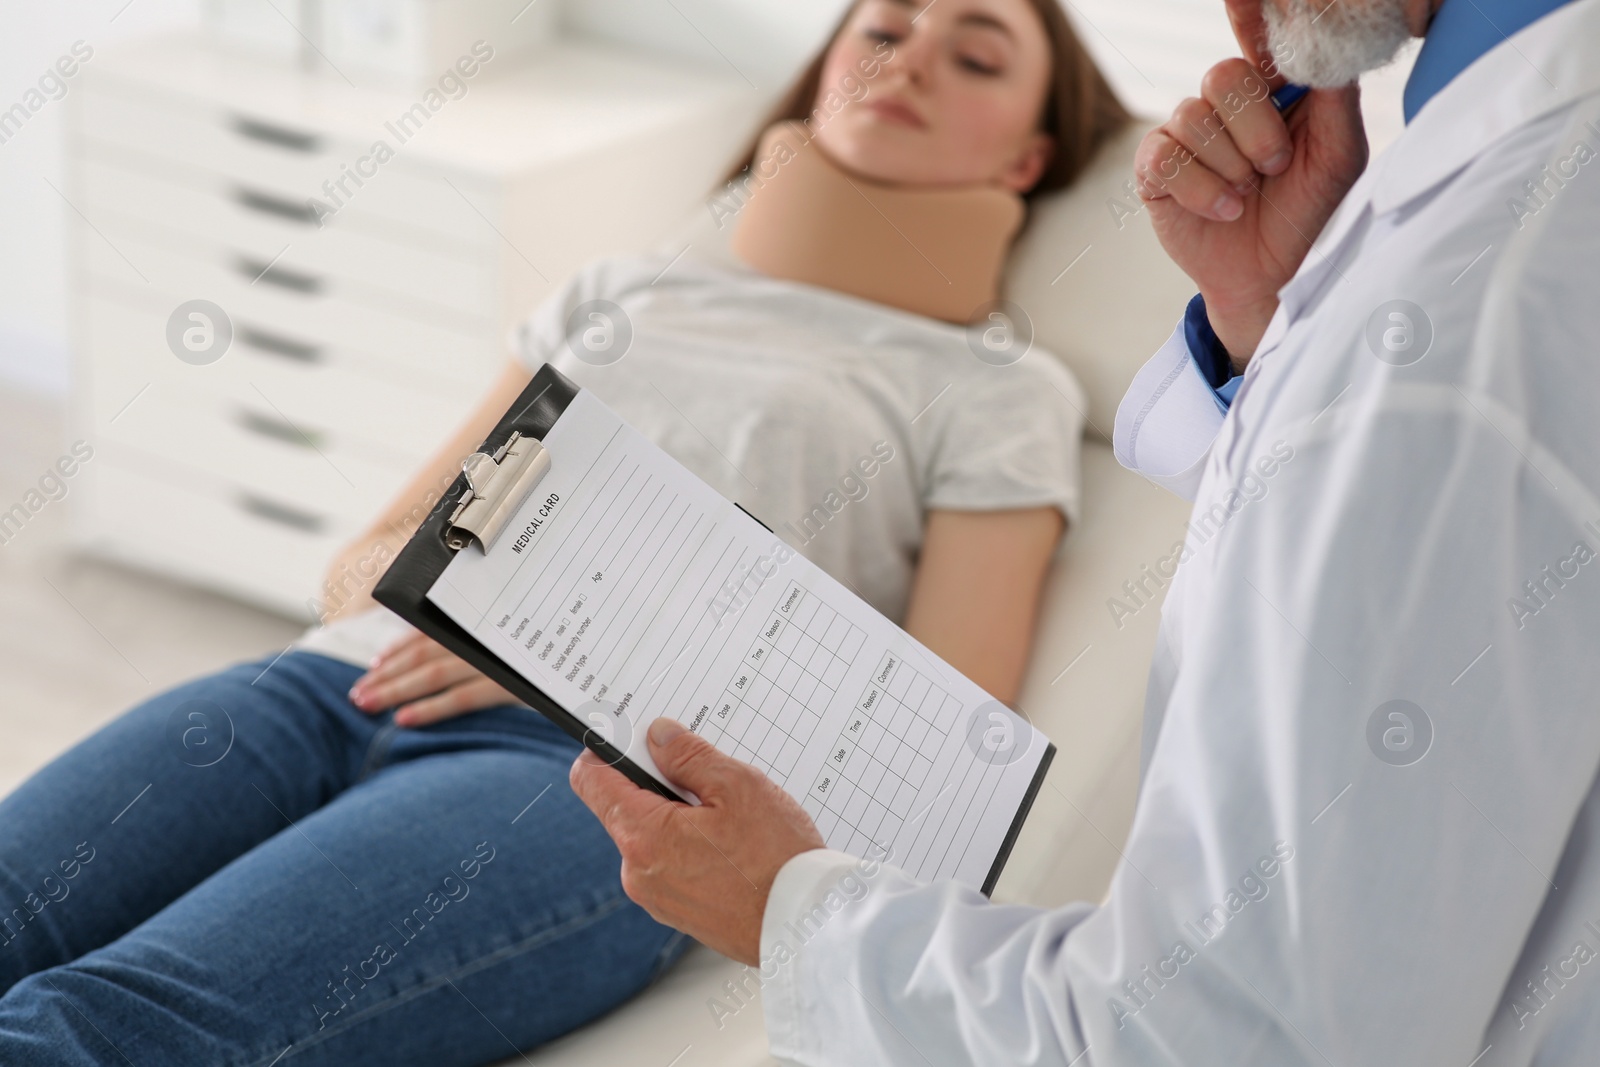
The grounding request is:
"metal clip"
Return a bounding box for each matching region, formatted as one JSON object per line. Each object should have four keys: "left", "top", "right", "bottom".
{"left": 444, "top": 432, "right": 552, "bottom": 552}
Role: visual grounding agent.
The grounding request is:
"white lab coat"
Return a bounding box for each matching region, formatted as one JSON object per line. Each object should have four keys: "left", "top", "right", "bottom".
{"left": 757, "top": 3, "right": 1600, "bottom": 1064}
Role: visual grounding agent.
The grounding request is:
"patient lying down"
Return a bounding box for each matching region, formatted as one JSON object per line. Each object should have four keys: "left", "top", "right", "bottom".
{"left": 0, "top": 0, "right": 1129, "bottom": 1061}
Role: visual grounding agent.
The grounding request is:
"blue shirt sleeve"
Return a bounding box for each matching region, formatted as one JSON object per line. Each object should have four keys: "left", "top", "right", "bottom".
{"left": 1183, "top": 292, "right": 1243, "bottom": 412}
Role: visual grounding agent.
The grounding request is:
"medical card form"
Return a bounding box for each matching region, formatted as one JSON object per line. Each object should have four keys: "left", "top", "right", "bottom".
{"left": 420, "top": 386, "right": 1052, "bottom": 893}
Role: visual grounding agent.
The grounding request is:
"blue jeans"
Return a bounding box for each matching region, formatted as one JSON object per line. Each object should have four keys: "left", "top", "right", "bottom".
{"left": 0, "top": 650, "right": 690, "bottom": 1065}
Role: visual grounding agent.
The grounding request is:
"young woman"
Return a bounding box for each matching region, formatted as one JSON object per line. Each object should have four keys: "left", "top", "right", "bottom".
{"left": 0, "top": 0, "right": 1127, "bottom": 1063}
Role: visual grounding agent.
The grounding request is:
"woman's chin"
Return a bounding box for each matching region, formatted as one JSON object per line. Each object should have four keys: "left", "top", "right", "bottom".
{"left": 813, "top": 131, "right": 970, "bottom": 190}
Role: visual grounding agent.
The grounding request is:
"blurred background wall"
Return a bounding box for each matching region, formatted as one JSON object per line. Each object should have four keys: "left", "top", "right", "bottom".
{"left": 1, "top": 1, "right": 206, "bottom": 393}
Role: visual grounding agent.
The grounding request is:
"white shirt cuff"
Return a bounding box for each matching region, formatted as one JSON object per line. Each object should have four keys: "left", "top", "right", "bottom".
{"left": 761, "top": 848, "right": 861, "bottom": 957}
{"left": 759, "top": 848, "right": 874, "bottom": 1064}
{"left": 1113, "top": 318, "right": 1226, "bottom": 500}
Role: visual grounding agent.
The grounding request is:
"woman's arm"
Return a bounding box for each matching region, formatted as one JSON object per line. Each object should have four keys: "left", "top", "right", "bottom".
{"left": 326, "top": 359, "right": 547, "bottom": 725}
{"left": 900, "top": 507, "right": 1065, "bottom": 705}
{"left": 319, "top": 359, "right": 534, "bottom": 625}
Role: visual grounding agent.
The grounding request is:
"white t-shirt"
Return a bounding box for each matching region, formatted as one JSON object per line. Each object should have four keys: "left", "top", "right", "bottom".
{"left": 293, "top": 251, "right": 1086, "bottom": 668}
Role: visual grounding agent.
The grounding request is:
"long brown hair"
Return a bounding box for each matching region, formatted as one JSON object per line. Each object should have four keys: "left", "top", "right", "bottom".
{"left": 722, "top": 0, "right": 1131, "bottom": 200}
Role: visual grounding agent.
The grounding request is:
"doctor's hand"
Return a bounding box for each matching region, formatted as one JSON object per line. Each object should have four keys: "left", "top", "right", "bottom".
{"left": 570, "top": 718, "right": 826, "bottom": 966}
{"left": 1135, "top": 0, "right": 1368, "bottom": 368}
{"left": 348, "top": 630, "right": 522, "bottom": 726}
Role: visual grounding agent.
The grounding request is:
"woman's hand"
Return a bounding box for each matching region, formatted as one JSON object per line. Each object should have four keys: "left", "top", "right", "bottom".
{"left": 570, "top": 718, "right": 826, "bottom": 966}
{"left": 1134, "top": 5, "right": 1368, "bottom": 368}
{"left": 348, "top": 631, "right": 521, "bottom": 727}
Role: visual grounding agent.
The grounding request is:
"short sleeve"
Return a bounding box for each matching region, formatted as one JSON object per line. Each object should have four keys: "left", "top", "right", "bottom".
{"left": 505, "top": 258, "right": 633, "bottom": 372}
{"left": 921, "top": 350, "right": 1087, "bottom": 528}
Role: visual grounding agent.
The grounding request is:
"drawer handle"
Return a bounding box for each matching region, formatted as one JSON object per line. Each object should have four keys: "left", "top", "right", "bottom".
{"left": 235, "top": 187, "right": 320, "bottom": 227}
{"left": 236, "top": 256, "right": 323, "bottom": 295}
{"left": 239, "top": 325, "right": 323, "bottom": 364}
{"left": 237, "top": 492, "right": 326, "bottom": 535}
{"left": 235, "top": 407, "right": 326, "bottom": 451}
{"left": 230, "top": 116, "right": 322, "bottom": 154}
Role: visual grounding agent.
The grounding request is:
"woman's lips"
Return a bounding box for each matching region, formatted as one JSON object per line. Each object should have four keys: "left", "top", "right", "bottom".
{"left": 863, "top": 97, "right": 926, "bottom": 129}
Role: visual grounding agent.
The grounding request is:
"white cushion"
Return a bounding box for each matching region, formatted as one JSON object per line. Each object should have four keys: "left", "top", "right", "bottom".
{"left": 1005, "top": 120, "right": 1197, "bottom": 441}
{"left": 524, "top": 941, "right": 781, "bottom": 1067}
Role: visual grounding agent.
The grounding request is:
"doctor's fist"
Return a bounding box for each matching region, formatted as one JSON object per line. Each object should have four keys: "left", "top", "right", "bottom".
{"left": 1135, "top": 20, "right": 1367, "bottom": 368}
{"left": 571, "top": 717, "right": 826, "bottom": 966}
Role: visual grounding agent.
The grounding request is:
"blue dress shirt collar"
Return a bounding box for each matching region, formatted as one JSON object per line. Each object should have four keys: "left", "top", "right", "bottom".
{"left": 1404, "top": 0, "right": 1577, "bottom": 122}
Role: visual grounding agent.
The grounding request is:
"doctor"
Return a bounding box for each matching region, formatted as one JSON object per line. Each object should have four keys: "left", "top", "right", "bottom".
{"left": 572, "top": 0, "right": 1600, "bottom": 1062}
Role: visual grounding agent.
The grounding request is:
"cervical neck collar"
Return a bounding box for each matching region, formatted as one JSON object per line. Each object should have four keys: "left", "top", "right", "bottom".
{"left": 728, "top": 122, "right": 1025, "bottom": 325}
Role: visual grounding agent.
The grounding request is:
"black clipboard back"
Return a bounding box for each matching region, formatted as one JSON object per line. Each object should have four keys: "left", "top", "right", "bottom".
{"left": 371, "top": 365, "right": 682, "bottom": 802}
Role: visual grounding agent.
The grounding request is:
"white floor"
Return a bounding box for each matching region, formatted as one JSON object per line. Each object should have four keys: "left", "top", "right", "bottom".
{"left": 0, "top": 382, "right": 305, "bottom": 798}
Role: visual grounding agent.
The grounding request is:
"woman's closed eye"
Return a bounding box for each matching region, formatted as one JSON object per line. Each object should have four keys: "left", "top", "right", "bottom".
{"left": 955, "top": 48, "right": 1004, "bottom": 76}
{"left": 953, "top": 27, "right": 1011, "bottom": 76}
{"left": 862, "top": 21, "right": 907, "bottom": 46}
{"left": 860, "top": 31, "right": 1010, "bottom": 77}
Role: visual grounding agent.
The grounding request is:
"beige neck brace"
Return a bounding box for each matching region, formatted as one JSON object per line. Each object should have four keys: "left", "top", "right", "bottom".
{"left": 728, "top": 122, "right": 1025, "bottom": 325}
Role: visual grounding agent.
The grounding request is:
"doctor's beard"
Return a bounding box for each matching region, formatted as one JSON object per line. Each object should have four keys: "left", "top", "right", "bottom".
{"left": 1262, "top": 0, "right": 1413, "bottom": 88}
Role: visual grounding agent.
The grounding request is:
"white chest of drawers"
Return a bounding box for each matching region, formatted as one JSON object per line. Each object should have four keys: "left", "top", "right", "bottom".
{"left": 65, "top": 33, "right": 757, "bottom": 621}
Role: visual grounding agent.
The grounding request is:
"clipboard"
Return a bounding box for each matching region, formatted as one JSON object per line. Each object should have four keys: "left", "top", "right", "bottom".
{"left": 372, "top": 365, "right": 679, "bottom": 800}
{"left": 373, "top": 363, "right": 1055, "bottom": 894}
